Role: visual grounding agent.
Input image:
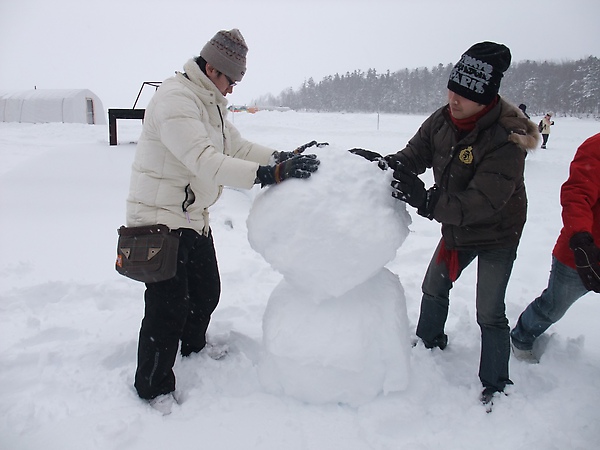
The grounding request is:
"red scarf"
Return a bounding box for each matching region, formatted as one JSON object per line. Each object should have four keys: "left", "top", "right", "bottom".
{"left": 449, "top": 96, "right": 498, "bottom": 132}
{"left": 436, "top": 240, "right": 460, "bottom": 282}
{"left": 437, "top": 97, "right": 499, "bottom": 281}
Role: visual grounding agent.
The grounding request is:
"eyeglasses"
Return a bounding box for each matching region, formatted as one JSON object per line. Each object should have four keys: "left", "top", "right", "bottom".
{"left": 221, "top": 72, "right": 237, "bottom": 87}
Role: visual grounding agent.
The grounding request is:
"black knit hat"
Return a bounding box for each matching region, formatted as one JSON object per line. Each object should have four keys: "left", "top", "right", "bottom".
{"left": 447, "top": 41, "right": 511, "bottom": 105}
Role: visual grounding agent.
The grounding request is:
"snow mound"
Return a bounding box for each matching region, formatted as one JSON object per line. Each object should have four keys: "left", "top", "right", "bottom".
{"left": 259, "top": 268, "right": 411, "bottom": 406}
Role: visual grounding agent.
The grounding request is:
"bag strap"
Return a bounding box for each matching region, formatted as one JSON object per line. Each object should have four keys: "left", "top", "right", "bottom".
{"left": 117, "top": 224, "right": 171, "bottom": 237}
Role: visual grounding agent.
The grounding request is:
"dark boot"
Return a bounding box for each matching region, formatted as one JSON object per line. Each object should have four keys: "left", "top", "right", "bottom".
{"left": 422, "top": 332, "right": 448, "bottom": 350}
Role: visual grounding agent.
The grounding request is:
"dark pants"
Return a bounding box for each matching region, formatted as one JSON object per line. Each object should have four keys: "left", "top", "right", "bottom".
{"left": 416, "top": 240, "right": 517, "bottom": 392}
{"left": 134, "top": 229, "right": 221, "bottom": 400}
{"left": 542, "top": 133, "right": 549, "bottom": 146}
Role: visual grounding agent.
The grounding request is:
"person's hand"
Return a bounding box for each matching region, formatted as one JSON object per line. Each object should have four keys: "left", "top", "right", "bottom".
{"left": 275, "top": 141, "right": 329, "bottom": 163}
{"left": 275, "top": 150, "right": 317, "bottom": 163}
{"left": 348, "top": 148, "right": 388, "bottom": 170}
{"left": 256, "top": 154, "right": 320, "bottom": 185}
{"left": 277, "top": 154, "right": 320, "bottom": 182}
{"left": 348, "top": 148, "right": 389, "bottom": 170}
{"left": 348, "top": 148, "right": 382, "bottom": 161}
{"left": 384, "top": 152, "right": 411, "bottom": 171}
{"left": 275, "top": 151, "right": 295, "bottom": 163}
{"left": 390, "top": 165, "right": 439, "bottom": 220}
{"left": 391, "top": 165, "right": 427, "bottom": 209}
{"left": 293, "top": 140, "right": 328, "bottom": 154}
{"left": 569, "top": 232, "right": 600, "bottom": 292}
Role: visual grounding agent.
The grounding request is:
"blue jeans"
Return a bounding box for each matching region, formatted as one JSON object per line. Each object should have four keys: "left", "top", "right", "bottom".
{"left": 511, "top": 256, "right": 589, "bottom": 350}
{"left": 416, "top": 240, "right": 517, "bottom": 392}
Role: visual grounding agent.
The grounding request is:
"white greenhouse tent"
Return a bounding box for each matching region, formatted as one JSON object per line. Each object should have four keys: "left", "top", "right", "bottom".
{"left": 0, "top": 89, "right": 106, "bottom": 124}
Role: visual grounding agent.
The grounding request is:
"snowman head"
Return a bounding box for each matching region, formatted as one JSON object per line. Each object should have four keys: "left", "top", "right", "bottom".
{"left": 247, "top": 146, "right": 411, "bottom": 299}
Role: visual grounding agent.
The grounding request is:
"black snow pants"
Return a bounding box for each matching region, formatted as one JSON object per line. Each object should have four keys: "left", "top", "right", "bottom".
{"left": 134, "top": 228, "right": 221, "bottom": 400}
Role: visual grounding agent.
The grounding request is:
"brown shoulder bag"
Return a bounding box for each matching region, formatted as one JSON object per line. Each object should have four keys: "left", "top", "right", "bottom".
{"left": 115, "top": 224, "right": 179, "bottom": 283}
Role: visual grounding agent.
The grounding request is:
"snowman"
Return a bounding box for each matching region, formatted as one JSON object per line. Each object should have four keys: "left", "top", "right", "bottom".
{"left": 247, "top": 146, "right": 412, "bottom": 406}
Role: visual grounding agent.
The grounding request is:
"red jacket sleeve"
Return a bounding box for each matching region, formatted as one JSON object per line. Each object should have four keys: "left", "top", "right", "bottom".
{"left": 553, "top": 133, "right": 600, "bottom": 267}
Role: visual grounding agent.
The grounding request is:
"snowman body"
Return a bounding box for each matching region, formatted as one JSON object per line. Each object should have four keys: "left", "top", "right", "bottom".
{"left": 247, "top": 147, "right": 412, "bottom": 406}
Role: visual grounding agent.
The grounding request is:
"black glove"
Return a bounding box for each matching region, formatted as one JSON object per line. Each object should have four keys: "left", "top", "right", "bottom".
{"left": 275, "top": 141, "right": 328, "bottom": 163}
{"left": 569, "top": 232, "right": 600, "bottom": 292}
{"left": 348, "top": 148, "right": 389, "bottom": 170}
{"left": 274, "top": 151, "right": 295, "bottom": 163}
{"left": 391, "top": 165, "right": 439, "bottom": 220}
{"left": 293, "top": 140, "right": 329, "bottom": 154}
{"left": 384, "top": 152, "right": 412, "bottom": 171}
{"left": 275, "top": 150, "right": 317, "bottom": 164}
{"left": 391, "top": 165, "right": 426, "bottom": 208}
{"left": 273, "top": 141, "right": 329, "bottom": 164}
{"left": 256, "top": 154, "right": 320, "bottom": 186}
{"left": 348, "top": 148, "right": 382, "bottom": 162}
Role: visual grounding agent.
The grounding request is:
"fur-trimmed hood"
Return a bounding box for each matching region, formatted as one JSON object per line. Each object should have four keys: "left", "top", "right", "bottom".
{"left": 500, "top": 101, "right": 541, "bottom": 151}
{"left": 393, "top": 96, "right": 531, "bottom": 249}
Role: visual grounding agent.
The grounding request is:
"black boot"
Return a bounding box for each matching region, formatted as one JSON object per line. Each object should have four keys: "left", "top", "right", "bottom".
{"left": 422, "top": 333, "right": 448, "bottom": 350}
{"left": 480, "top": 387, "right": 497, "bottom": 405}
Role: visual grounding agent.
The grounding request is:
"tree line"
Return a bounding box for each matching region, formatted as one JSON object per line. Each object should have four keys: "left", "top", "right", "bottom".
{"left": 254, "top": 56, "right": 600, "bottom": 117}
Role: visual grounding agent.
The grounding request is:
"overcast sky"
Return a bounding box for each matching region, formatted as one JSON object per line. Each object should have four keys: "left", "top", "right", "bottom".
{"left": 1, "top": 0, "right": 599, "bottom": 109}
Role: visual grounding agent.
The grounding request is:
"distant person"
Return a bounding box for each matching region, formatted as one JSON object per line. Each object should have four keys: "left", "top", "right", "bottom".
{"left": 518, "top": 103, "right": 530, "bottom": 119}
{"left": 126, "top": 28, "right": 319, "bottom": 414}
{"left": 363, "top": 41, "right": 539, "bottom": 408}
{"left": 511, "top": 133, "right": 600, "bottom": 363}
{"left": 539, "top": 112, "right": 555, "bottom": 148}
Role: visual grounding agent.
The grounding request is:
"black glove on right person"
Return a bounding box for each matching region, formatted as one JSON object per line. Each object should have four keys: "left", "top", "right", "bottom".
{"left": 256, "top": 154, "right": 320, "bottom": 186}
{"left": 390, "top": 165, "right": 439, "bottom": 220}
{"left": 348, "top": 148, "right": 390, "bottom": 170}
{"left": 391, "top": 165, "right": 427, "bottom": 209}
{"left": 569, "top": 231, "right": 600, "bottom": 293}
{"left": 348, "top": 148, "right": 383, "bottom": 162}
{"left": 384, "top": 152, "right": 413, "bottom": 172}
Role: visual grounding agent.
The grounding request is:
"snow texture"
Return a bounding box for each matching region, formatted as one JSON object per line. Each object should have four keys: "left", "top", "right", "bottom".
{"left": 1, "top": 111, "right": 599, "bottom": 450}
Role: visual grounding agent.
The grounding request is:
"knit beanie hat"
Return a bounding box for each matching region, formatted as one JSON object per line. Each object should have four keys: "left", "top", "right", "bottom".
{"left": 447, "top": 41, "right": 511, "bottom": 105}
{"left": 200, "top": 29, "right": 248, "bottom": 82}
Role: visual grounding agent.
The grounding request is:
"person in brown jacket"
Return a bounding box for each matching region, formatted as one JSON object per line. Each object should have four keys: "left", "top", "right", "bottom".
{"left": 385, "top": 42, "right": 539, "bottom": 408}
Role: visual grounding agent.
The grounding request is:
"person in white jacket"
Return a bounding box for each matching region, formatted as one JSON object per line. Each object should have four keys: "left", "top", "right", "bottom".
{"left": 126, "top": 29, "right": 319, "bottom": 414}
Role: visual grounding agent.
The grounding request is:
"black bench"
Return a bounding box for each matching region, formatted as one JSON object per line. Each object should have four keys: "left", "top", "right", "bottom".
{"left": 108, "top": 108, "right": 145, "bottom": 145}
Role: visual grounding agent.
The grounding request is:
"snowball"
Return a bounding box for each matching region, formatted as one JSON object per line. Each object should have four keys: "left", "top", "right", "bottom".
{"left": 247, "top": 146, "right": 411, "bottom": 299}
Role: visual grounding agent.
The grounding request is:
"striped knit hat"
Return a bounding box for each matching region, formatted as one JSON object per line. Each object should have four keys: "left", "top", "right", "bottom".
{"left": 200, "top": 29, "right": 248, "bottom": 82}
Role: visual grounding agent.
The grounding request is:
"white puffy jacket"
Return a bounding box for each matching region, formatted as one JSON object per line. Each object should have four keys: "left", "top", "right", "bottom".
{"left": 126, "top": 59, "right": 276, "bottom": 234}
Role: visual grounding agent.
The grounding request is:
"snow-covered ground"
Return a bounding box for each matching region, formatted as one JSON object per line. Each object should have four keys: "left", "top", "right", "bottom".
{"left": 1, "top": 110, "right": 599, "bottom": 449}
